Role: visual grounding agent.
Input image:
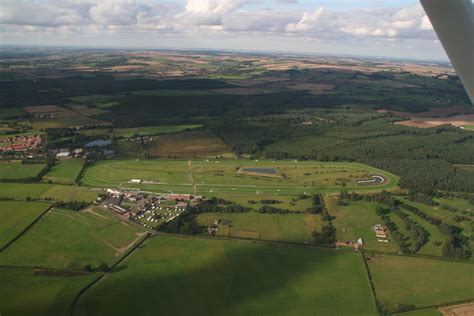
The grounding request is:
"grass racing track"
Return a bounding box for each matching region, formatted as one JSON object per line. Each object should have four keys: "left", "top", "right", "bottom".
{"left": 80, "top": 159, "right": 399, "bottom": 195}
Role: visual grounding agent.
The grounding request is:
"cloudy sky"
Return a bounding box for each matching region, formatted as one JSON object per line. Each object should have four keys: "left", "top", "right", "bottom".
{"left": 0, "top": 0, "right": 451, "bottom": 61}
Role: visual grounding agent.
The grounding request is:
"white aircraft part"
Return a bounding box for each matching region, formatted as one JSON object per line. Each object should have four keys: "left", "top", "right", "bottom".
{"left": 421, "top": 0, "right": 474, "bottom": 104}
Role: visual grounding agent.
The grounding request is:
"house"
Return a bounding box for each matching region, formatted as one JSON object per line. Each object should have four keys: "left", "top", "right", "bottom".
{"left": 169, "top": 194, "right": 192, "bottom": 201}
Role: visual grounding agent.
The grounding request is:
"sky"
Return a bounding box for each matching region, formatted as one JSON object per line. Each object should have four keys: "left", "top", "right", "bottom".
{"left": 0, "top": 0, "right": 453, "bottom": 61}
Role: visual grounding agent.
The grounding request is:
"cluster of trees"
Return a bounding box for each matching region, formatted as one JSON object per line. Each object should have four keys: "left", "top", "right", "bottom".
{"left": 397, "top": 203, "right": 471, "bottom": 259}
{"left": 310, "top": 194, "right": 336, "bottom": 245}
{"left": 158, "top": 207, "right": 202, "bottom": 235}
{"left": 83, "top": 263, "right": 109, "bottom": 272}
{"left": 380, "top": 214, "right": 410, "bottom": 253}
{"left": 308, "top": 195, "right": 324, "bottom": 214}
{"left": 339, "top": 190, "right": 400, "bottom": 208}
{"left": 159, "top": 199, "right": 252, "bottom": 235}
{"left": 393, "top": 209, "right": 429, "bottom": 254}
{"left": 259, "top": 199, "right": 282, "bottom": 205}
{"left": 194, "top": 197, "right": 250, "bottom": 213}
{"left": 341, "top": 190, "right": 474, "bottom": 259}
{"left": 55, "top": 200, "right": 89, "bottom": 211}
{"left": 405, "top": 192, "right": 439, "bottom": 206}
{"left": 257, "top": 206, "right": 291, "bottom": 214}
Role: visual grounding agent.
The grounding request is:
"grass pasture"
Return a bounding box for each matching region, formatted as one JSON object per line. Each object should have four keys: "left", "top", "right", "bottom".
{"left": 0, "top": 161, "right": 45, "bottom": 180}
{"left": 44, "top": 159, "right": 84, "bottom": 184}
{"left": 81, "top": 159, "right": 398, "bottom": 195}
{"left": 0, "top": 183, "right": 53, "bottom": 199}
{"left": 76, "top": 236, "right": 377, "bottom": 316}
{"left": 326, "top": 198, "right": 399, "bottom": 252}
{"left": 197, "top": 212, "right": 322, "bottom": 243}
{"left": 0, "top": 267, "right": 97, "bottom": 316}
{"left": 0, "top": 208, "right": 146, "bottom": 269}
{"left": 367, "top": 254, "right": 474, "bottom": 313}
{"left": 203, "top": 191, "right": 314, "bottom": 212}
{"left": 79, "top": 124, "right": 202, "bottom": 138}
{"left": 0, "top": 201, "right": 50, "bottom": 249}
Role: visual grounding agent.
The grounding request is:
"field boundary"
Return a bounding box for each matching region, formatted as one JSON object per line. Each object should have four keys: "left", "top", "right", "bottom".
{"left": 69, "top": 232, "right": 151, "bottom": 316}
{"left": 363, "top": 250, "right": 474, "bottom": 265}
{"left": 394, "top": 298, "right": 474, "bottom": 315}
{"left": 0, "top": 203, "right": 53, "bottom": 252}
{"left": 361, "top": 252, "right": 382, "bottom": 315}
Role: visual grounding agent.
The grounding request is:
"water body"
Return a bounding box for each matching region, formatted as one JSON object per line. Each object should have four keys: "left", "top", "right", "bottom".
{"left": 242, "top": 168, "right": 277, "bottom": 175}
{"left": 85, "top": 139, "right": 112, "bottom": 147}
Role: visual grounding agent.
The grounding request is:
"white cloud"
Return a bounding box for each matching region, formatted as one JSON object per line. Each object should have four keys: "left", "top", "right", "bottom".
{"left": 0, "top": 0, "right": 441, "bottom": 59}
{"left": 89, "top": 0, "right": 140, "bottom": 25}
{"left": 286, "top": 7, "right": 325, "bottom": 32}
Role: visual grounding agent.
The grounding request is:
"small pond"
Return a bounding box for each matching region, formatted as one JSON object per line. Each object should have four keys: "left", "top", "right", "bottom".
{"left": 85, "top": 139, "right": 112, "bottom": 147}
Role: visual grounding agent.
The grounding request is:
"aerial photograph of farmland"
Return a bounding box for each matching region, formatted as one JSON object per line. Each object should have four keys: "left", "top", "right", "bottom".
{"left": 0, "top": 0, "right": 473, "bottom": 315}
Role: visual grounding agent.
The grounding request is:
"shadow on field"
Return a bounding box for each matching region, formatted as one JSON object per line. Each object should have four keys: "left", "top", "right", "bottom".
{"left": 75, "top": 236, "right": 342, "bottom": 316}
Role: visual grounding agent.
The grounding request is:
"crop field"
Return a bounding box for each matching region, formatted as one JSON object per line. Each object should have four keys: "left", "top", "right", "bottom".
{"left": 130, "top": 89, "right": 221, "bottom": 96}
{"left": 326, "top": 199, "right": 399, "bottom": 252}
{"left": 30, "top": 109, "right": 106, "bottom": 129}
{"left": 75, "top": 236, "right": 377, "bottom": 316}
{"left": 197, "top": 212, "right": 322, "bottom": 243}
{"left": 44, "top": 159, "right": 84, "bottom": 184}
{"left": 79, "top": 124, "right": 202, "bottom": 138}
{"left": 0, "top": 208, "right": 146, "bottom": 269}
{"left": 0, "top": 267, "right": 97, "bottom": 316}
{"left": 367, "top": 254, "right": 474, "bottom": 312}
{"left": 145, "top": 131, "right": 234, "bottom": 158}
{"left": 0, "top": 161, "right": 45, "bottom": 180}
{"left": 81, "top": 159, "right": 398, "bottom": 195}
{"left": 0, "top": 201, "right": 50, "bottom": 249}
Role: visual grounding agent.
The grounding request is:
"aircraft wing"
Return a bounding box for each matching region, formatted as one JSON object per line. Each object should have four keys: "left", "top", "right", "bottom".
{"left": 420, "top": 0, "right": 474, "bottom": 104}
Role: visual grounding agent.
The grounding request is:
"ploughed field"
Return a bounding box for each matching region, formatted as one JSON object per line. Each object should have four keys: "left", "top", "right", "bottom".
{"left": 80, "top": 159, "right": 398, "bottom": 195}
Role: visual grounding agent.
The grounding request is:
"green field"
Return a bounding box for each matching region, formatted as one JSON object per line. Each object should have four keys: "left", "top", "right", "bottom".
{"left": 202, "top": 191, "right": 314, "bottom": 212}
{"left": 76, "top": 236, "right": 377, "bottom": 316}
{"left": 0, "top": 201, "right": 50, "bottom": 249}
{"left": 44, "top": 159, "right": 85, "bottom": 184}
{"left": 81, "top": 159, "right": 398, "bottom": 195}
{"left": 0, "top": 183, "right": 98, "bottom": 201}
{"left": 464, "top": 125, "right": 474, "bottom": 131}
{"left": 197, "top": 212, "right": 322, "bottom": 243}
{"left": 0, "top": 267, "right": 97, "bottom": 316}
{"left": 0, "top": 161, "right": 45, "bottom": 180}
{"left": 326, "top": 198, "right": 399, "bottom": 252}
{"left": 367, "top": 254, "right": 474, "bottom": 313}
{"left": 79, "top": 124, "right": 202, "bottom": 138}
{"left": 0, "top": 208, "right": 146, "bottom": 269}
